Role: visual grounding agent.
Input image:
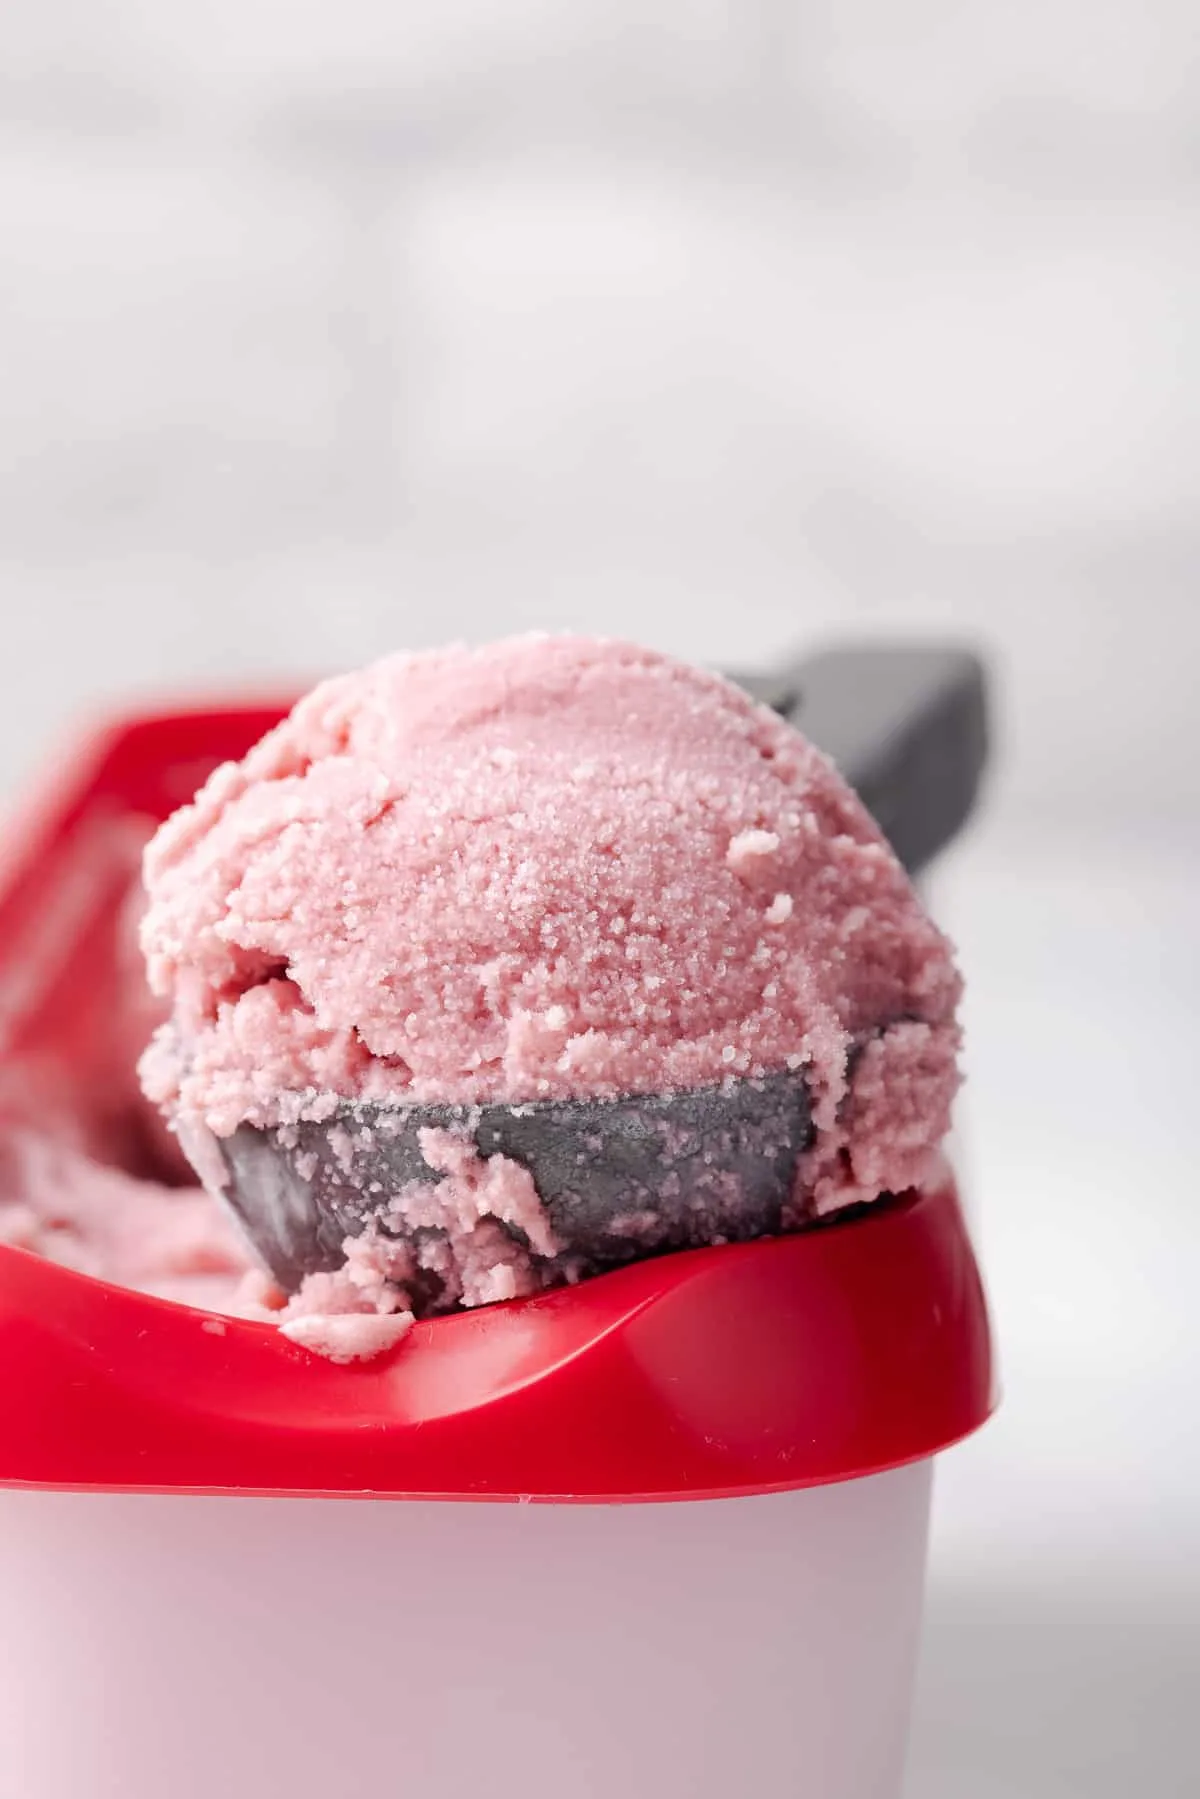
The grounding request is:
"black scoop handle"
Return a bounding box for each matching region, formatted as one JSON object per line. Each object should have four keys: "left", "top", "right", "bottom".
{"left": 733, "top": 644, "right": 989, "bottom": 875}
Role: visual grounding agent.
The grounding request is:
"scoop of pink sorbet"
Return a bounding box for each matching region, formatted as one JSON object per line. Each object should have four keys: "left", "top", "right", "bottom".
{"left": 140, "top": 635, "right": 961, "bottom": 1212}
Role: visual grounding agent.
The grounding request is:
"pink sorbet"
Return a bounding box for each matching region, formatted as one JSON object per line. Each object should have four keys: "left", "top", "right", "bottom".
{"left": 0, "top": 1126, "right": 250, "bottom": 1312}
{"left": 140, "top": 635, "right": 961, "bottom": 1226}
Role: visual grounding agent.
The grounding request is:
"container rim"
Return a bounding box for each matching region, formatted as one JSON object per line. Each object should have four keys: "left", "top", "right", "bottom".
{"left": 0, "top": 701, "right": 996, "bottom": 1504}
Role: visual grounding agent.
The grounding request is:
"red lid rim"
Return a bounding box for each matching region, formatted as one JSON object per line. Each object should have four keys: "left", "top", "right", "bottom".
{"left": 0, "top": 701, "right": 995, "bottom": 1505}
{"left": 1, "top": 1180, "right": 995, "bottom": 1503}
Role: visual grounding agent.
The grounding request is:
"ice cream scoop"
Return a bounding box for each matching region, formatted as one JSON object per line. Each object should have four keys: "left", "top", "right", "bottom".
{"left": 142, "top": 640, "right": 986, "bottom": 1312}
{"left": 219, "top": 1069, "right": 813, "bottom": 1298}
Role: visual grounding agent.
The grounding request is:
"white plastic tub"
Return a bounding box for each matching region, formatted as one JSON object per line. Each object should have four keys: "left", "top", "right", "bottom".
{"left": 0, "top": 1460, "right": 932, "bottom": 1799}
{"left": 0, "top": 694, "right": 993, "bottom": 1799}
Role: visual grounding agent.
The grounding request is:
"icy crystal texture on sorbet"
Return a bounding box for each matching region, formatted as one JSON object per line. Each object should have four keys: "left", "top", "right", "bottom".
{"left": 140, "top": 635, "right": 961, "bottom": 1228}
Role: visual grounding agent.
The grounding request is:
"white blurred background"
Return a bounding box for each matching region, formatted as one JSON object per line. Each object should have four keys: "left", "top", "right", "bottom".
{"left": 0, "top": 5, "right": 1196, "bottom": 1795}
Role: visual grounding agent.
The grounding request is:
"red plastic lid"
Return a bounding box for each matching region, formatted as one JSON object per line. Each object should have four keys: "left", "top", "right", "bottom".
{"left": 0, "top": 1178, "right": 993, "bottom": 1500}
{"left": 0, "top": 702, "right": 995, "bottom": 1502}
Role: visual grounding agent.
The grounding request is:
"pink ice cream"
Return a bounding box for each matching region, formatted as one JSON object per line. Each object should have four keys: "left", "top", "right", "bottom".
{"left": 138, "top": 636, "right": 961, "bottom": 1343}
{"left": 0, "top": 1127, "right": 420, "bottom": 1362}
{"left": 0, "top": 1127, "right": 249, "bottom": 1311}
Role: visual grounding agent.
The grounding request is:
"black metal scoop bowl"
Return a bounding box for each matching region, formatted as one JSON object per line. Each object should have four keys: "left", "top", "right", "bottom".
{"left": 210, "top": 644, "right": 988, "bottom": 1311}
